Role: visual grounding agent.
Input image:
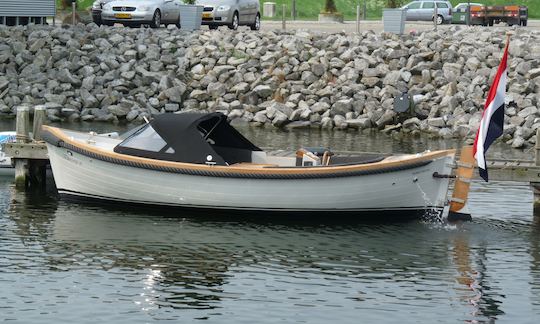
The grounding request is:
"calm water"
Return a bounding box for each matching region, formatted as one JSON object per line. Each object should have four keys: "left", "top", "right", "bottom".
{"left": 1, "top": 122, "right": 539, "bottom": 323}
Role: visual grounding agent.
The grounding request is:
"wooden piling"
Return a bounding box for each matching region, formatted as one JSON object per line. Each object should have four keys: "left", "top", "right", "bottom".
{"left": 532, "top": 129, "right": 540, "bottom": 212}
{"left": 14, "top": 106, "right": 30, "bottom": 188}
{"left": 32, "top": 105, "right": 46, "bottom": 141}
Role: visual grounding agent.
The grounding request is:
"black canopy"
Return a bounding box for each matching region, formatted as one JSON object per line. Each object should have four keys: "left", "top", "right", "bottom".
{"left": 114, "top": 113, "right": 262, "bottom": 165}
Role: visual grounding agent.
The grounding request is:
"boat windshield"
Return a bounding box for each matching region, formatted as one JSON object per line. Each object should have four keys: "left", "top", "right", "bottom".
{"left": 118, "top": 124, "right": 174, "bottom": 154}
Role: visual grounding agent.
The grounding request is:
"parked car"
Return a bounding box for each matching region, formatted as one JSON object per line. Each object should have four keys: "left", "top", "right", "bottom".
{"left": 101, "top": 0, "right": 182, "bottom": 28}
{"left": 401, "top": 0, "right": 453, "bottom": 24}
{"left": 195, "top": 0, "right": 260, "bottom": 30}
{"left": 91, "top": 0, "right": 114, "bottom": 25}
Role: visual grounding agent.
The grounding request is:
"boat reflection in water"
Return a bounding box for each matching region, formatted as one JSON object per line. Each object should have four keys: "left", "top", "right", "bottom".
{"left": 1, "top": 182, "right": 518, "bottom": 322}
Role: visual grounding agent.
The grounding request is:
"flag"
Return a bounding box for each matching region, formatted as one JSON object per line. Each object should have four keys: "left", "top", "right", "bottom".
{"left": 473, "top": 37, "right": 510, "bottom": 182}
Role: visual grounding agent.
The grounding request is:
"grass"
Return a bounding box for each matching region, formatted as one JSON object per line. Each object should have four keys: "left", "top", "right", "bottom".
{"left": 58, "top": 0, "right": 540, "bottom": 19}
{"left": 262, "top": 0, "right": 540, "bottom": 20}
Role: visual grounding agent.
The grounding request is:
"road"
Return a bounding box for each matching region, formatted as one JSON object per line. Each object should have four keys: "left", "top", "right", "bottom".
{"left": 259, "top": 19, "right": 540, "bottom": 34}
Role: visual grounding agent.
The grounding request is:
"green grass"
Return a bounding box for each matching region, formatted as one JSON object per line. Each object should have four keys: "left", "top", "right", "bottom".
{"left": 58, "top": 0, "right": 540, "bottom": 19}
{"left": 261, "top": 0, "right": 540, "bottom": 20}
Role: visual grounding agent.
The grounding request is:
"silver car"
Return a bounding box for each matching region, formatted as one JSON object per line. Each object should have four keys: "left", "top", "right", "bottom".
{"left": 196, "top": 0, "right": 260, "bottom": 30}
{"left": 402, "top": 1, "right": 453, "bottom": 25}
{"left": 101, "top": 0, "right": 182, "bottom": 28}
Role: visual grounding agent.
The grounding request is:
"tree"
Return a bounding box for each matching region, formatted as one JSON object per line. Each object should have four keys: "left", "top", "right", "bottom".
{"left": 323, "top": 0, "right": 338, "bottom": 13}
{"left": 386, "top": 0, "right": 404, "bottom": 8}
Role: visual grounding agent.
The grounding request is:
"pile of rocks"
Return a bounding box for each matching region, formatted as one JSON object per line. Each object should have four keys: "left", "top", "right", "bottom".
{"left": 0, "top": 23, "right": 539, "bottom": 148}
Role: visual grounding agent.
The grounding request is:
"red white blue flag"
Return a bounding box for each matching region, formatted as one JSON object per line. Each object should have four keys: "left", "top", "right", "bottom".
{"left": 473, "top": 38, "right": 510, "bottom": 182}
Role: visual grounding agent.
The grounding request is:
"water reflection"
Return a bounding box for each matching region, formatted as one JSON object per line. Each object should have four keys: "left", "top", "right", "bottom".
{"left": 1, "top": 121, "right": 539, "bottom": 322}
{"left": 0, "top": 190, "right": 507, "bottom": 320}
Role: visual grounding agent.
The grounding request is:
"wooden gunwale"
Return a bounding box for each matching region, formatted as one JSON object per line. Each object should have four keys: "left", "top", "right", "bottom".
{"left": 43, "top": 126, "right": 455, "bottom": 176}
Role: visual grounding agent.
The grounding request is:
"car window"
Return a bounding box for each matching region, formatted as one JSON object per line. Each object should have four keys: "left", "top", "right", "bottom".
{"left": 423, "top": 2, "right": 435, "bottom": 9}
{"left": 437, "top": 2, "right": 449, "bottom": 8}
{"left": 407, "top": 2, "right": 422, "bottom": 9}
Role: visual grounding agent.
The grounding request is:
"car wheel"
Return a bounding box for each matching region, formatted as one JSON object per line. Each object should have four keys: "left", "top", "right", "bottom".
{"left": 435, "top": 15, "right": 444, "bottom": 25}
{"left": 522, "top": 20, "right": 528, "bottom": 27}
{"left": 228, "top": 12, "right": 239, "bottom": 30}
{"left": 250, "top": 13, "right": 260, "bottom": 31}
{"left": 150, "top": 10, "right": 161, "bottom": 28}
{"left": 209, "top": 25, "right": 218, "bottom": 30}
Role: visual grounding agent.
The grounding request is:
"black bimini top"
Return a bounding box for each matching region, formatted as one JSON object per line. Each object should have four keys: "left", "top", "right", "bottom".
{"left": 114, "top": 112, "right": 262, "bottom": 166}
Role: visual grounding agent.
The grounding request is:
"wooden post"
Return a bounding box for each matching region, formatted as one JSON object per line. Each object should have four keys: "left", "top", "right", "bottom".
{"left": 282, "top": 4, "right": 286, "bottom": 30}
{"left": 356, "top": 5, "right": 361, "bottom": 33}
{"left": 532, "top": 129, "right": 540, "bottom": 213}
{"left": 14, "top": 106, "right": 30, "bottom": 189}
{"left": 33, "top": 105, "right": 46, "bottom": 141}
{"left": 434, "top": 4, "right": 438, "bottom": 31}
{"left": 72, "top": 1, "right": 76, "bottom": 25}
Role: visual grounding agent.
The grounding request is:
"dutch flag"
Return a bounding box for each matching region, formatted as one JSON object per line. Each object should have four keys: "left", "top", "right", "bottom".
{"left": 473, "top": 37, "right": 510, "bottom": 182}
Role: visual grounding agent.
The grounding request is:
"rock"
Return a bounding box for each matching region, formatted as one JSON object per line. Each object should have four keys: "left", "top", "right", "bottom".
{"left": 285, "top": 121, "right": 311, "bottom": 129}
{"left": 528, "top": 68, "right": 540, "bottom": 79}
{"left": 162, "top": 85, "right": 186, "bottom": 103}
{"left": 311, "top": 102, "right": 330, "bottom": 114}
{"left": 126, "top": 110, "right": 139, "bottom": 122}
{"left": 376, "top": 110, "right": 396, "bottom": 128}
{"left": 331, "top": 99, "right": 353, "bottom": 116}
{"left": 517, "top": 106, "right": 538, "bottom": 118}
{"left": 253, "top": 85, "right": 273, "bottom": 98}
{"left": 80, "top": 89, "right": 98, "bottom": 108}
{"left": 512, "top": 136, "right": 525, "bottom": 148}
{"left": 272, "top": 111, "right": 289, "bottom": 127}
{"left": 361, "top": 77, "right": 381, "bottom": 87}
{"left": 346, "top": 118, "right": 371, "bottom": 129}
{"left": 44, "top": 94, "right": 67, "bottom": 105}
{"left": 333, "top": 115, "right": 348, "bottom": 129}
{"left": 207, "top": 82, "right": 226, "bottom": 98}
{"left": 321, "top": 116, "right": 333, "bottom": 129}
{"left": 107, "top": 105, "right": 130, "bottom": 117}
{"left": 165, "top": 103, "right": 180, "bottom": 112}
{"left": 57, "top": 69, "right": 81, "bottom": 86}
{"left": 428, "top": 117, "right": 446, "bottom": 128}
{"left": 301, "top": 71, "right": 318, "bottom": 85}
{"left": 403, "top": 117, "right": 421, "bottom": 129}
{"left": 312, "top": 63, "right": 326, "bottom": 77}
{"left": 383, "top": 71, "right": 401, "bottom": 85}
{"left": 190, "top": 89, "right": 208, "bottom": 101}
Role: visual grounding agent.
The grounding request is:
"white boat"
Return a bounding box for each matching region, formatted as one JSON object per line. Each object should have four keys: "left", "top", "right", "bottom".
{"left": 0, "top": 131, "right": 16, "bottom": 176}
{"left": 42, "top": 112, "right": 457, "bottom": 217}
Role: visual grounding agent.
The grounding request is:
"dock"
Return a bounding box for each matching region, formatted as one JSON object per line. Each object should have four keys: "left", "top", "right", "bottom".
{"left": 3, "top": 106, "right": 540, "bottom": 211}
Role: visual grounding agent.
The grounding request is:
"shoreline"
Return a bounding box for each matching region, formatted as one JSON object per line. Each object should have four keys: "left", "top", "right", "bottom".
{"left": 0, "top": 23, "right": 539, "bottom": 150}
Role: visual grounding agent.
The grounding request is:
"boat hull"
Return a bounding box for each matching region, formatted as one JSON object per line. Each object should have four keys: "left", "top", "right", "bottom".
{"left": 47, "top": 144, "right": 454, "bottom": 215}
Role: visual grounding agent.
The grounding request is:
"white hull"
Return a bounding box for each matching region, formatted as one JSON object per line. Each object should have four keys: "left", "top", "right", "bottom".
{"left": 47, "top": 144, "right": 453, "bottom": 213}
